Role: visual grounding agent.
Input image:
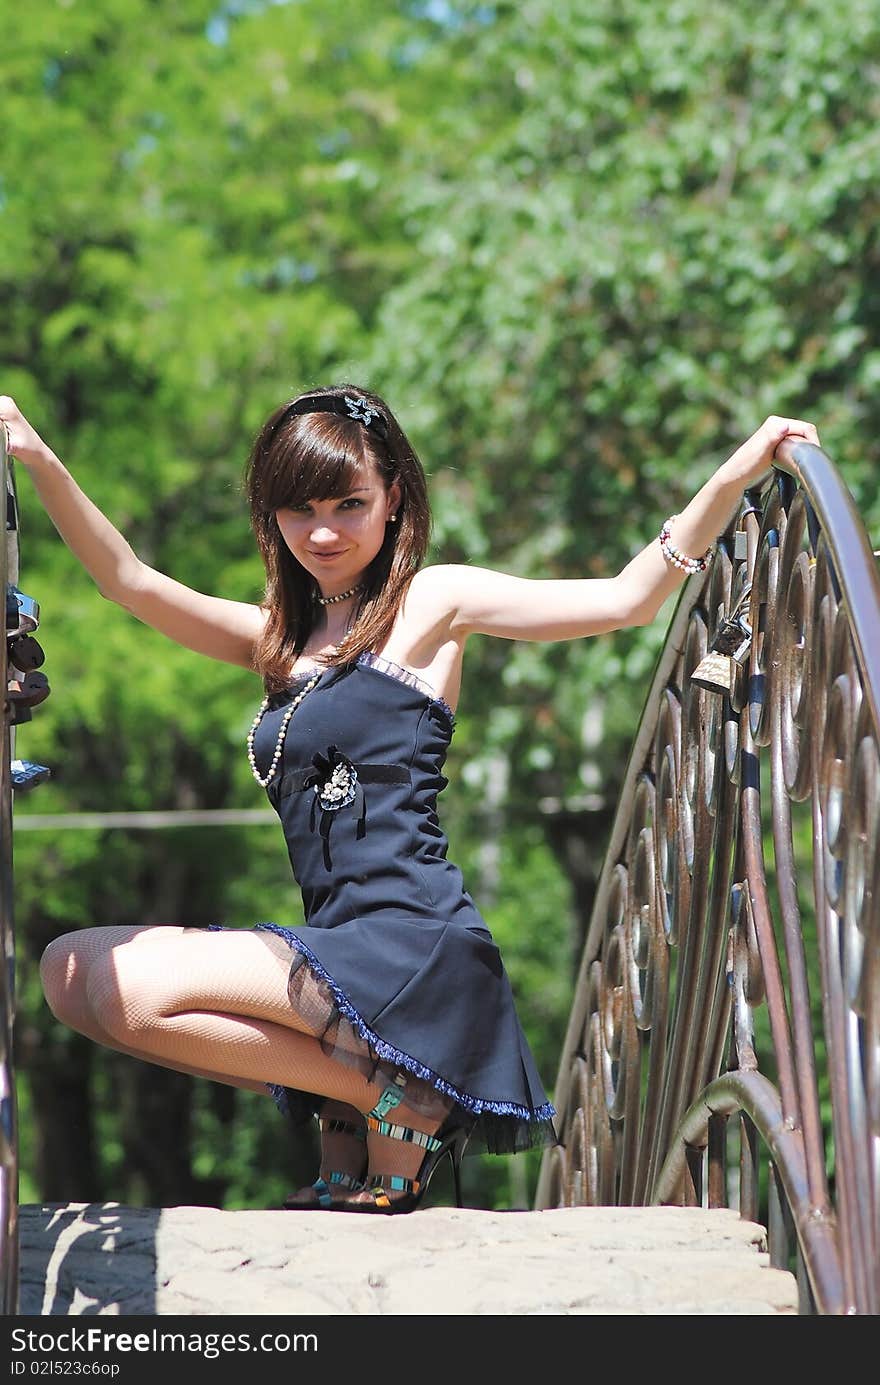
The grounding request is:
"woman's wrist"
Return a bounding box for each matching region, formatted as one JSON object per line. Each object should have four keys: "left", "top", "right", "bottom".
{"left": 710, "top": 453, "right": 758, "bottom": 495}
{"left": 716, "top": 433, "right": 786, "bottom": 491}
{"left": 658, "top": 516, "right": 714, "bottom": 574}
{"left": 0, "top": 399, "right": 60, "bottom": 472}
{"left": 14, "top": 441, "right": 61, "bottom": 474}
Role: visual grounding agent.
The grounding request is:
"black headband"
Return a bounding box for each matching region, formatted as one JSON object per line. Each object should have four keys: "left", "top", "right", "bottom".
{"left": 286, "top": 393, "right": 389, "bottom": 442}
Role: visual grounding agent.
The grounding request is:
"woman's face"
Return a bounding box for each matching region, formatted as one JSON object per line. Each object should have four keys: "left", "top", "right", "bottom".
{"left": 274, "top": 464, "right": 400, "bottom": 594}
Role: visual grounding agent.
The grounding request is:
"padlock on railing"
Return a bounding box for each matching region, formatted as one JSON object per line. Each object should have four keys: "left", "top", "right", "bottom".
{"left": 7, "top": 633, "right": 44, "bottom": 671}
{"left": 6, "top": 583, "right": 39, "bottom": 637}
{"left": 11, "top": 759, "right": 50, "bottom": 790}
{"left": 7, "top": 670, "right": 50, "bottom": 714}
{"left": 691, "top": 583, "right": 753, "bottom": 695}
{"left": 6, "top": 582, "right": 51, "bottom": 727}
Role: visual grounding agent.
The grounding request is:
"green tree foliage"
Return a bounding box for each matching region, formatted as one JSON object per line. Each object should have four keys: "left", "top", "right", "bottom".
{"left": 3, "top": 0, "right": 879, "bottom": 1210}
{"left": 5, "top": 0, "right": 452, "bottom": 1209}
{"left": 363, "top": 0, "right": 880, "bottom": 814}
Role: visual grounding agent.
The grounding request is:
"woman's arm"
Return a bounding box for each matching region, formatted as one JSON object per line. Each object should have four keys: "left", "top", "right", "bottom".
{"left": 432, "top": 415, "right": 820, "bottom": 642}
{"left": 0, "top": 396, "right": 265, "bottom": 668}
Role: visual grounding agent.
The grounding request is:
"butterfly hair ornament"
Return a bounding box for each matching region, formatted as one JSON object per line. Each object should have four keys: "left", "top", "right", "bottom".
{"left": 284, "top": 392, "right": 389, "bottom": 441}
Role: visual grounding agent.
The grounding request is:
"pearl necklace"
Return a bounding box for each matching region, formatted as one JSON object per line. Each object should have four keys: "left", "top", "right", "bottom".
{"left": 247, "top": 670, "right": 322, "bottom": 787}
{"left": 317, "top": 583, "right": 362, "bottom": 606}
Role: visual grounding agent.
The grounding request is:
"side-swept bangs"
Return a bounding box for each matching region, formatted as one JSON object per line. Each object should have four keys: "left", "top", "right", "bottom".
{"left": 251, "top": 410, "right": 381, "bottom": 515}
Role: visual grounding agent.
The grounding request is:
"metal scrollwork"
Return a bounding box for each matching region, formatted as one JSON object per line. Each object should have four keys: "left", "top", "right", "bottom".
{"left": 537, "top": 439, "right": 880, "bottom": 1316}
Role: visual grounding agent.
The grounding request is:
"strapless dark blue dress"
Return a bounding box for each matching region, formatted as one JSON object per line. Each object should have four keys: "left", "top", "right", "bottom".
{"left": 238, "top": 651, "right": 557, "bottom": 1156}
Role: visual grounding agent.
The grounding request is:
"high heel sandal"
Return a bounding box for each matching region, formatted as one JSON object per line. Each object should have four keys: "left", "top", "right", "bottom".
{"left": 337, "top": 1081, "right": 472, "bottom": 1215}
{"left": 283, "top": 1116, "right": 367, "bottom": 1210}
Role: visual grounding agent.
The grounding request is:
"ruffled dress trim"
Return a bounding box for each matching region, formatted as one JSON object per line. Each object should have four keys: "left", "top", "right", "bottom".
{"left": 256, "top": 921, "right": 553, "bottom": 1122}
{"left": 207, "top": 920, "right": 557, "bottom": 1155}
{"left": 354, "top": 650, "right": 457, "bottom": 731}
{"left": 356, "top": 651, "right": 456, "bottom": 729}
{"left": 284, "top": 651, "right": 456, "bottom": 729}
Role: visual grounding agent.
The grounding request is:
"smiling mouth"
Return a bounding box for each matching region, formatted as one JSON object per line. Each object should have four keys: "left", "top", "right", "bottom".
{"left": 309, "top": 550, "right": 347, "bottom": 559}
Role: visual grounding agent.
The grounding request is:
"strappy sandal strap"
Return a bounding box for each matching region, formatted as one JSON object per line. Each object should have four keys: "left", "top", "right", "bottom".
{"left": 365, "top": 1078, "right": 442, "bottom": 1155}
{"left": 320, "top": 1117, "right": 367, "bottom": 1140}
{"left": 370, "top": 1173, "right": 420, "bottom": 1194}
{"left": 366, "top": 1116, "right": 442, "bottom": 1151}
{"left": 305, "top": 1172, "right": 365, "bottom": 1208}
{"left": 360, "top": 1173, "right": 420, "bottom": 1210}
{"left": 326, "top": 1171, "right": 364, "bottom": 1191}
{"left": 369, "top": 1074, "right": 409, "bottom": 1119}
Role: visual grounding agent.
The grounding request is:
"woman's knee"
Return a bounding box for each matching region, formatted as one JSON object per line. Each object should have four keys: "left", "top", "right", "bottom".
{"left": 40, "top": 925, "right": 168, "bottom": 1026}
{"left": 84, "top": 947, "right": 157, "bottom": 1044}
{"left": 39, "top": 928, "right": 153, "bottom": 1041}
{"left": 39, "top": 931, "right": 88, "bottom": 1023}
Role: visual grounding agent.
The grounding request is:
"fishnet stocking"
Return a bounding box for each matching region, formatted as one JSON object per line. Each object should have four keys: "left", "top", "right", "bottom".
{"left": 316, "top": 1101, "right": 367, "bottom": 1181}
{"left": 40, "top": 925, "right": 450, "bottom": 1187}
{"left": 40, "top": 925, "right": 381, "bottom": 1108}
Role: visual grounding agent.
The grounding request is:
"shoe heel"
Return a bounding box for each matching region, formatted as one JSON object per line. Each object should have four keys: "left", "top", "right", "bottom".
{"left": 450, "top": 1126, "right": 470, "bottom": 1208}
{"left": 421, "top": 1124, "right": 470, "bottom": 1208}
{"left": 451, "top": 1146, "right": 463, "bottom": 1208}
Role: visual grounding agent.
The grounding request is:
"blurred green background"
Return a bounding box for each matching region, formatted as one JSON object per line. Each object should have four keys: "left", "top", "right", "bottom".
{"left": 3, "top": 0, "right": 879, "bottom": 1212}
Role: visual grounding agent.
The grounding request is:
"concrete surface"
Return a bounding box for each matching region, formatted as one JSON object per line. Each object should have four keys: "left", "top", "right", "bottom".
{"left": 17, "top": 1202, "right": 799, "bottom": 1316}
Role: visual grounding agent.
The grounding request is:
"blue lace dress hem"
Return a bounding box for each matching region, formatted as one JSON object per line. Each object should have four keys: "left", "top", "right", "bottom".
{"left": 208, "top": 921, "right": 556, "bottom": 1156}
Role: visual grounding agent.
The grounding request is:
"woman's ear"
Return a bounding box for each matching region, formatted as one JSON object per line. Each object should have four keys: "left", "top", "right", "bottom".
{"left": 387, "top": 481, "right": 402, "bottom": 520}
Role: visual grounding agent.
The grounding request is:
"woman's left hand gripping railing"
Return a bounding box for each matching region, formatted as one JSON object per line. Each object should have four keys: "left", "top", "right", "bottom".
{"left": 1, "top": 427, "right": 51, "bottom": 1314}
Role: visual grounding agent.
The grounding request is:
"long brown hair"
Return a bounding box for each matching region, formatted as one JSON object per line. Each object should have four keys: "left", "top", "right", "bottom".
{"left": 245, "top": 384, "right": 432, "bottom": 692}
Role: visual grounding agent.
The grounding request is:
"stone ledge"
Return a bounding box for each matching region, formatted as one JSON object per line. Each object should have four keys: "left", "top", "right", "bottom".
{"left": 17, "top": 1202, "right": 799, "bottom": 1316}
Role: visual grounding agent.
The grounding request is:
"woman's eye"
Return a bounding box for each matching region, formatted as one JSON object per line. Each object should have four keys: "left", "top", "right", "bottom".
{"left": 282, "top": 497, "right": 363, "bottom": 515}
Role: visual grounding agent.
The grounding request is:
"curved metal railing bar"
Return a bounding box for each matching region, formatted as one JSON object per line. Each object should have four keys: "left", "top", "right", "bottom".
{"left": 0, "top": 429, "right": 20, "bottom": 1313}
{"left": 535, "top": 437, "right": 880, "bottom": 1317}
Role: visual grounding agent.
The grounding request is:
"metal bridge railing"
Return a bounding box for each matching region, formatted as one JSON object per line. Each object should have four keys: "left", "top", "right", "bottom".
{"left": 1, "top": 434, "right": 21, "bottom": 1314}
{"left": 535, "top": 436, "right": 880, "bottom": 1316}
{"left": 1, "top": 434, "right": 52, "bottom": 1315}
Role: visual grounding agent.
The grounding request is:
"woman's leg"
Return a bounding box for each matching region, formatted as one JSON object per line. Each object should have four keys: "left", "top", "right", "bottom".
{"left": 40, "top": 926, "right": 268, "bottom": 1092}
{"left": 41, "top": 925, "right": 450, "bottom": 1203}
{"left": 40, "top": 924, "right": 384, "bottom": 1108}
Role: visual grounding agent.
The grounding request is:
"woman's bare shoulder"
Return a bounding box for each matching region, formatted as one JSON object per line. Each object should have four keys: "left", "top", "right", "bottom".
{"left": 407, "top": 563, "right": 475, "bottom": 607}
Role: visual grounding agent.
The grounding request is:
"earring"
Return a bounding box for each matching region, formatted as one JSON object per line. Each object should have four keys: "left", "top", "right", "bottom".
{"left": 388, "top": 513, "right": 397, "bottom": 523}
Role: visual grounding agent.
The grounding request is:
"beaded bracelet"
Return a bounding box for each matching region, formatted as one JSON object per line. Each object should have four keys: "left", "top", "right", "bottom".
{"left": 659, "top": 516, "right": 714, "bottom": 575}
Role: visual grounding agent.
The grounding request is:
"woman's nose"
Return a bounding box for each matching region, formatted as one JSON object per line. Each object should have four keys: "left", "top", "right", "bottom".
{"left": 309, "top": 522, "right": 339, "bottom": 542}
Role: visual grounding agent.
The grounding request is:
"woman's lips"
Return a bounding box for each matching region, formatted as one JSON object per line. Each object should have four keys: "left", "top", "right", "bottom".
{"left": 309, "top": 550, "right": 347, "bottom": 560}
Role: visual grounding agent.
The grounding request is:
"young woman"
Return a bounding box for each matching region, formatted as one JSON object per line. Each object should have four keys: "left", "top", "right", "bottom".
{"left": 0, "top": 388, "right": 819, "bottom": 1213}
